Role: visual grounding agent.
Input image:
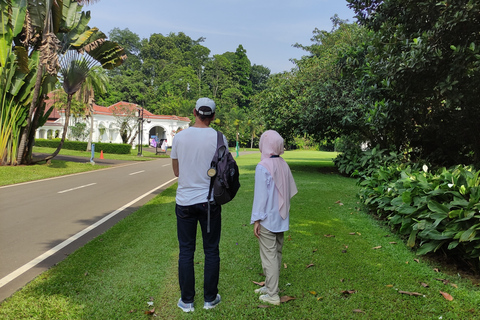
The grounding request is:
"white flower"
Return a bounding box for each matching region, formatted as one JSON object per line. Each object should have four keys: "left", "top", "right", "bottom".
{"left": 387, "top": 188, "right": 392, "bottom": 192}
{"left": 422, "top": 164, "right": 428, "bottom": 173}
{"left": 448, "top": 183, "right": 454, "bottom": 188}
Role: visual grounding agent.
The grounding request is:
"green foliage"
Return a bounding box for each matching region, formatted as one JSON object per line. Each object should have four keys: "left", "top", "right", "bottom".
{"left": 334, "top": 144, "right": 405, "bottom": 179}
{"left": 352, "top": 146, "right": 480, "bottom": 268}
{"left": 347, "top": 0, "right": 480, "bottom": 165}
{"left": 69, "top": 122, "right": 87, "bottom": 141}
{"left": 35, "top": 139, "right": 131, "bottom": 154}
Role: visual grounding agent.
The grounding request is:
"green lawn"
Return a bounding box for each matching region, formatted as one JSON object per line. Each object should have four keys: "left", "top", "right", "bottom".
{"left": 32, "top": 146, "right": 169, "bottom": 161}
{"left": 0, "top": 151, "right": 479, "bottom": 319}
{"left": 0, "top": 159, "right": 109, "bottom": 186}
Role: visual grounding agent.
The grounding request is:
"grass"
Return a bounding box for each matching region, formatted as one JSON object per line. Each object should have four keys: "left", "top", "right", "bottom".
{"left": 1, "top": 150, "right": 480, "bottom": 319}
{"left": 0, "top": 160, "right": 109, "bottom": 186}
{"left": 32, "top": 146, "right": 169, "bottom": 161}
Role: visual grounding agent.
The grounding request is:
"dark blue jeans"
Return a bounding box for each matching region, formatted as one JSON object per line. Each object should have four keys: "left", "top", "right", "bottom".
{"left": 176, "top": 202, "right": 221, "bottom": 303}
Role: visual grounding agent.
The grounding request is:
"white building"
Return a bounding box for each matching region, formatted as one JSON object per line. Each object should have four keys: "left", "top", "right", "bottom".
{"left": 36, "top": 100, "right": 191, "bottom": 148}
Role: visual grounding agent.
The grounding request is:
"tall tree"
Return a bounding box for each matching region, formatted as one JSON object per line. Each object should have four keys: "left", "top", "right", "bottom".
{"left": 232, "top": 45, "right": 252, "bottom": 107}
{"left": 347, "top": 0, "right": 480, "bottom": 165}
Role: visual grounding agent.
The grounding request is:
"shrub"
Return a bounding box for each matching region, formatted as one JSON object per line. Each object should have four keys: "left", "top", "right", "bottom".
{"left": 336, "top": 144, "right": 480, "bottom": 270}
{"left": 35, "top": 139, "right": 132, "bottom": 154}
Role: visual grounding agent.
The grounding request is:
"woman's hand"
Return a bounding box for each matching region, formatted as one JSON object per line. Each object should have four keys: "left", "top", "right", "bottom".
{"left": 254, "top": 220, "right": 261, "bottom": 239}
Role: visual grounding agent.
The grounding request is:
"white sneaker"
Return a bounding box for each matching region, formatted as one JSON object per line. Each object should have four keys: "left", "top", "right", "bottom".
{"left": 177, "top": 298, "right": 194, "bottom": 312}
{"left": 254, "top": 286, "right": 268, "bottom": 294}
{"left": 259, "top": 294, "right": 280, "bottom": 306}
{"left": 203, "top": 294, "right": 221, "bottom": 310}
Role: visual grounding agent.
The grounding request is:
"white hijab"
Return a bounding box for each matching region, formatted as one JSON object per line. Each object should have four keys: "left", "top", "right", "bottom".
{"left": 258, "top": 130, "right": 297, "bottom": 219}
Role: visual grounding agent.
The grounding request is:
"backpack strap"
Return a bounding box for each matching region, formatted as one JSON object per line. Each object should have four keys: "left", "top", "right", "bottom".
{"left": 207, "top": 130, "right": 224, "bottom": 233}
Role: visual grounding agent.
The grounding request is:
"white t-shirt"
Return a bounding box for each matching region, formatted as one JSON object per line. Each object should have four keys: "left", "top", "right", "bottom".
{"left": 170, "top": 127, "right": 228, "bottom": 206}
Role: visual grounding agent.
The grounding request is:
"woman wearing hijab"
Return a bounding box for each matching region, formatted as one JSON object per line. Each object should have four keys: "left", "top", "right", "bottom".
{"left": 251, "top": 130, "right": 298, "bottom": 305}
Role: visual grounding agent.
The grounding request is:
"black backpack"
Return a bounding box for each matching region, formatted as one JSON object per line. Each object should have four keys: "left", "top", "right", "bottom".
{"left": 208, "top": 131, "right": 240, "bottom": 205}
{"left": 206, "top": 131, "right": 240, "bottom": 232}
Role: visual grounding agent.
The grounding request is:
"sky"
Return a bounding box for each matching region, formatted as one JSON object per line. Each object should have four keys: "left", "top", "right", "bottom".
{"left": 87, "top": 0, "right": 357, "bottom": 74}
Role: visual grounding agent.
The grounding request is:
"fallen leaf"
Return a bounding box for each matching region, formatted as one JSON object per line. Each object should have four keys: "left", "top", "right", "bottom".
{"left": 284, "top": 263, "right": 288, "bottom": 269}
{"left": 433, "top": 268, "right": 440, "bottom": 272}
{"left": 309, "top": 291, "right": 317, "bottom": 295}
{"left": 399, "top": 291, "right": 422, "bottom": 296}
{"left": 406, "top": 261, "right": 409, "bottom": 264}
{"left": 317, "top": 296, "right": 323, "bottom": 301}
{"left": 339, "top": 203, "right": 344, "bottom": 206}
{"left": 324, "top": 234, "right": 335, "bottom": 238}
{"left": 280, "top": 296, "right": 296, "bottom": 303}
{"left": 341, "top": 290, "right": 357, "bottom": 295}
{"left": 128, "top": 309, "right": 136, "bottom": 313}
{"left": 420, "top": 282, "right": 429, "bottom": 288}
{"left": 147, "top": 301, "right": 154, "bottom": 306}
{"left": 349, "top": 232, "right": 356, "bottom": 235}
{"left": 372, "top": 246, "right": 382, "bottom": 250}
{"left": 144, "top": 308, "right": 155, "bottom": 315}
{"left": 306, "top": 264, "right": 315, "bottom": 269}
{"left": 357, "top": 232, "right": 362, "bottom": 235}
{"left": 386, "top": 284, "right": 394, "bottom": 288}
{"left": 353, "top": 309, "right": 365, "bottom": 313}
{"left": 253, "top": 281, "right": 265, "bottom": 286}
{"left": 313, "top": 249, "right": 318, "bottom": 253}
{"left": 389, "top": 242, "right": 397, "bottom": 244}
{"left": 414, "top": 259, "right": 420, "bottom": 263}
{"left": 440, "top": 291, "right": 453, "bottom": 301}
{"left": 436, "top": 278, "right": 449, "bottom": 285}
{"left": 340, "top": 279, "right": 345, "bottom": 282}
{"left": 258, "top": 305, "right": 271, "bottom": 308}
{"left": 335, "top": 200, "right": 341, "bottom": 203}
{"left": 342, "top": 249, "right": 347, "bottom": 253}
{"left": 450, "top": 283, "right": 458, "bottom": 289}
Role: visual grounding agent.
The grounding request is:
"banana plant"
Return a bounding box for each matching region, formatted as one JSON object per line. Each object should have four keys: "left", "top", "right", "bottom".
{"left": 1, "top": 0, "right": 126, "bottom": 164}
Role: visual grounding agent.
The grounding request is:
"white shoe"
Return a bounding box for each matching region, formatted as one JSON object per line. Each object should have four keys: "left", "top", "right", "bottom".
{"left": 259, "top": 294, "right": 280, "bottom": 306}
{"left": 254, "top": 286, "right": 268, "bottom": 294}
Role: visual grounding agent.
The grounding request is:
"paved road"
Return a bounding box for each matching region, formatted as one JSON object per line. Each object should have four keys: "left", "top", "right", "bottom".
{"left": 0, "top": 157, "right": 177, "bottom": 301}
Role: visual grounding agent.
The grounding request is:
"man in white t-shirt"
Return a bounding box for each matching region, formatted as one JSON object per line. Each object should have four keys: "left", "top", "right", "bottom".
{"left": 170, "top": 97, "right": 226, "bottom": 312}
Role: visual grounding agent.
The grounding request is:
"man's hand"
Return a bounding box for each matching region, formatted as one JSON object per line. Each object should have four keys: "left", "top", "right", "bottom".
{"left": 254, "top": 220, "right": 261, "bottom": 239}
{"left": 172, "top": 159, "right": 179, "bottom": 177}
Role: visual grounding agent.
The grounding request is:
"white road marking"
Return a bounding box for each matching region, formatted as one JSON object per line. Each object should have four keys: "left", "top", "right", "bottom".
{"left": 58, "top": 183, "right": 97, "bottom": 194}
{"left": 129, "top": 170, "right": 145, "bottom": 175}
{"left": 0, "top": 177, "right": 178, "bottom": 288}
{"left": 162, "top": 164, "right": 170, "bottom": 167}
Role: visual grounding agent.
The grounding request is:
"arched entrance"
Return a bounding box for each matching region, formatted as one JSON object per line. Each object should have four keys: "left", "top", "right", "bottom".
{"left": 148, "top": 126, "right": 167, "bottom": 146}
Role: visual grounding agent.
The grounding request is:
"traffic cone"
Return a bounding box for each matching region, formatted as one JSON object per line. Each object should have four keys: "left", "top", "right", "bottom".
{"left": 100, "top": 150, "right": 104, "bottom": 159}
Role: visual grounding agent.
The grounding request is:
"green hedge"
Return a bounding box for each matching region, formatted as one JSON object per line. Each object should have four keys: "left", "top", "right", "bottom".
{"left": 35, "top": 139, "right": 132, "bottom": 154}
{"left": 336, "top": 145, "right": 480, "bottom": 270}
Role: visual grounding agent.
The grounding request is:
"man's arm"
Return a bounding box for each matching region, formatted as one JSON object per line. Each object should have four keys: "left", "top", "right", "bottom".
{"left": 172, "top": 159, "right": 179, "bottom": 177}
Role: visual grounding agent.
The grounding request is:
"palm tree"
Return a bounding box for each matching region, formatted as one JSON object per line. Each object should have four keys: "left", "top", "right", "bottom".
{"left": 15, "top": 0, "right": 125, "bottom": 164}
{"left": 76, "top": 66, "right": 108, "bottom": 151}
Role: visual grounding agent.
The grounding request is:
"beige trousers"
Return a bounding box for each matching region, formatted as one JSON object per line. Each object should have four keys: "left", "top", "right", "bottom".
{"left": 258, "top": 225, "right": 284, "bottom": 296}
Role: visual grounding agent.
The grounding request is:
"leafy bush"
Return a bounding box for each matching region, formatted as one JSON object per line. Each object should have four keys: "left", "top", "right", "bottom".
{"left": 359, "top": 163, "right": 480, "bottom": 268}
{"left": 35, "top": 139, "right": 132, "bottom": 154}
{"left": 334, "top": 144, "right": 405, "bottom": 179}
{"left": 336, "top": 144, "right": 480, "bottom": 269}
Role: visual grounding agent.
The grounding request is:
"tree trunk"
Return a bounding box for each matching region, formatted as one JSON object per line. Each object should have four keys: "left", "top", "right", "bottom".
{"left": 16, "top": 65, "right": 43, "bottom": 164}
{"left": 87, "top": 103, "right": 94, "bottom": 151}
{"left": 44, "top": 94, "right": 73, "bottom": 162}
{"left": 25, "top": 97, "right": 45, "bottom": 164}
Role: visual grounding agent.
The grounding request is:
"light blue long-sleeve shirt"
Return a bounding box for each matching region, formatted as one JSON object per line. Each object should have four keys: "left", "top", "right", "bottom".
{"left": 250, "top": 164, "right": 289, "bottom": 233}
